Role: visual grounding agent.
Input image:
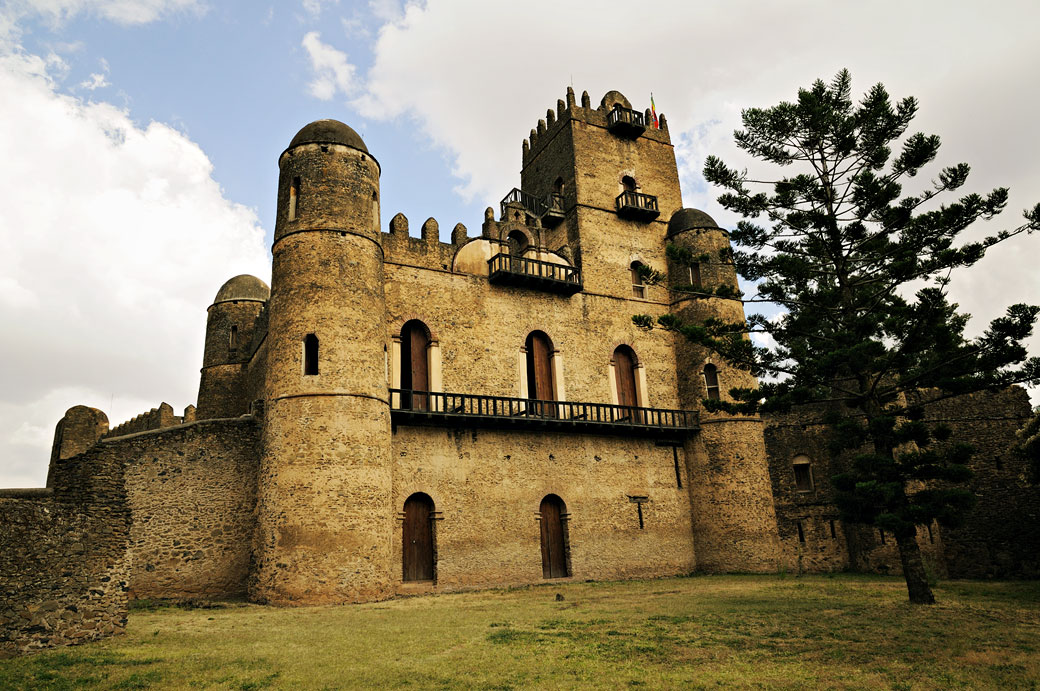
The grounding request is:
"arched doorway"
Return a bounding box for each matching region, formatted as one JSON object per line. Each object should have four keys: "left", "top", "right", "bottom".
{"left": 613, "top": 345, "right": 641, "bottom": 422}
{"left": 400, "top": 320, "right": 430, "bottom": 410}
{"left": 403, "top": 493, "right": 435, "bottom": 582}
{"left": 525, "top": 331, "right": 555, "bottom": 417}
{"left": 540, "top": 494, "right": 568, "bottom": 579}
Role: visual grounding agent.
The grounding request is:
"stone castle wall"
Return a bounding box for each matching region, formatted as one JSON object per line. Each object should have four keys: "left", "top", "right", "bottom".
{"left": 0, "top": 443, "right": 130, "bottom": 657}
{"left": 115, "top": 417, "right": 260, "bottom": 600}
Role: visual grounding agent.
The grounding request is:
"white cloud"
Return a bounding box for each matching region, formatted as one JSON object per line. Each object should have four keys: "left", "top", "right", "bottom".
{"left": 78, "top": 71, "right": 108, "bottom": 89}
{"left": 302, "top": 30, "right": 356, "bottom": 101}
{"left": 301, "top": 0, "right": 338, "bottom": 17}
{"left": 0, "top": 48, "right": 269, "bottom": 487}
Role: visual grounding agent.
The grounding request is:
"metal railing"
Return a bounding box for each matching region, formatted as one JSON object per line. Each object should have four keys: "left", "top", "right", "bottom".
{"left": 488, "top": 253, "right": 581, "bottom": 285}
{"left": 389, "top": 389, "right": 698, "bottom": 436}
{"left": 607, "top": 105, "right": 646, "bottom": 130}
{"left": 500, "top": 188, "right": 565, "bottom": 220}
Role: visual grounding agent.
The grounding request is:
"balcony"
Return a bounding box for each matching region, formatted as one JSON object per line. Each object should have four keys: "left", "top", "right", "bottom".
{"left": 616, "top": 190, "right": 660, "bottom": 221}
{"left": 606, "top": 106, "right": 647, "bottom": 138}
{"left": 390, "top": 389, "right": 699, "bottom": 439}
{"left": 500, "top": 188, "right": 566, "bottom": 228}
{"left": 488, "top": 253, "right": 582, "bottom": 295}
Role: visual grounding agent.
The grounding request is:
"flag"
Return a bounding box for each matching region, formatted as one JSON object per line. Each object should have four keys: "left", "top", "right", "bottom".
{"left": 651, "top": 93, "right": 659, "bottom": 128}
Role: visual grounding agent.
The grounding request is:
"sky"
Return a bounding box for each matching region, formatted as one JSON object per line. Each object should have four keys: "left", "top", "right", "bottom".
{"left": 1, "top": 0, "right": 1039, "bottom": 487}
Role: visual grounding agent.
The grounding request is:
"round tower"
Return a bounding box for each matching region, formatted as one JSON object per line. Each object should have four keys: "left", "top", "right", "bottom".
{"left": 252, "top": 119, "right": 392, "bottom": 605}
{"left": 196, "top": 275, "right": 269, "bottom": 420}
{"left": 667, "top": 208, "right": 781, "bottom": 572}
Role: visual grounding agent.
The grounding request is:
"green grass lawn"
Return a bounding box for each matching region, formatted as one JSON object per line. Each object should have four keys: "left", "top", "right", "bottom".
{"left": 2, "top": 574, "right": 1039, "bottom": 689}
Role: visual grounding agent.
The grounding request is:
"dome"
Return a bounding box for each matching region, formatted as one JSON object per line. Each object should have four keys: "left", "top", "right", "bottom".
{"left": 287, "top": 119, "right": 368, "bottom": 153}
{"left": 667, "top": 208, "right": 721, "bottom": 236}
{"left": 213, "top": 275, "right": 270, "bottom": 304}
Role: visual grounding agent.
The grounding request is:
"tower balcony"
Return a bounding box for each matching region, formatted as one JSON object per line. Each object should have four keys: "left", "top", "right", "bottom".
{"left": 616, "top": 191, "right": 660, "bottom": 221}
{"left": 488, "top": 253, "right": 582, "bottom": 295}
{"left": 499, "top": 188, "right": 567, "bottom": 228}
{"left": 606, "top": 105, "right": 647, "bottom": 138}
{"left": 390, "top": 389, "right": 699, "bottom": 440}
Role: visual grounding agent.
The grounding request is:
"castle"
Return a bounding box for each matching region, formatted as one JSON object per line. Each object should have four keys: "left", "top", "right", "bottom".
{"left": 2, "top": 88, "right": 1037, "bottom": 656}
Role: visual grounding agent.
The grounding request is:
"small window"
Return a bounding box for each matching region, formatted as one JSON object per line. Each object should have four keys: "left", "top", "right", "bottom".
{"left": 552, "top": 176, "right": 564, "bottom": 194}
{"left": 630, "top": 261, "right": 646, "bottom": 298}
{"left": 289, "top": 177, "right": 300, "bottom": 221}
{"left": 703, "top": 364, "right": 720, "bottom": 400}
{"left": 927, "top": 523, "right": 934, "bottom": 544}
{"left": 229, "top": 325, "right": 239, "bottom": 349}
{"left": 793, "top": 455, "right": 814, "bottom": 492}
{"left": 304, "top": 333, "right": 319, "bottom": 375}
{"left": 688, "top": 263, "right": 702, "bottom": 289}
{"left": 879, "top": 528, "right": 886, "bottom": 545}
{"left": 797, "top": 521, "right": 805, "bottom": 543}
{"left": 829, "top": 519, "right": 836, "bottom": 539}
{"left": 621, "top": 175, "right": 637, "bottom": 192}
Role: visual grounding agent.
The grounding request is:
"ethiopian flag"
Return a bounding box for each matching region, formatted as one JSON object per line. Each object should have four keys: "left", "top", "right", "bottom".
{"left": 651, "top": 93, "right": 659, "bottom": 128}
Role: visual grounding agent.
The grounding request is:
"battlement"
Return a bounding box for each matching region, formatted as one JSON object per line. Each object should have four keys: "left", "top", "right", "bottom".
{"left": 522, "top": 87, "right": 670, "bottom": 167}
{"left": 106, "top": 402, "right": 196, "bottom": 439}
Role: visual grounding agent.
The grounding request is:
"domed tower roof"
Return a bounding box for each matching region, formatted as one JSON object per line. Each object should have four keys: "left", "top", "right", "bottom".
{"left": 600, "top": 90, "right": 633, "bottom": 111}
{"left": 288, "top": 119, "right": 368, "bottom": 153}
{"left": 212, "top": 275, "right": 270, "bottom": 305}
{"left": 667, "top": 208, "right": 722, "bottom": 237}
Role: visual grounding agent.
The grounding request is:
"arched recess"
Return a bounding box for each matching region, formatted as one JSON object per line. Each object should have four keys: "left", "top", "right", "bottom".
{"left": 703, "top": 363, "right": 720, "bottom": 400}
{"left": 525, "top": 331, "right": 556, "bottom": 417}
{"left": 630, "top": 260, "right": 647, "bottom": 298}
{"left": 611, "top": 345, "right": 646, "bottom": 423}
{"left": 401, "top": 320, "right": 431, "bottom": 410}
{"left": 792, "top": 454, "right": 814, "bottom": 492}
{"left": 403, "top": 492, "right": 436, "bottom": 582}
{"left": 507, "top": 230, "right": 529, "bottom": 257}
{"left": 539, "top": 494, "right": 569, "bottom": 579}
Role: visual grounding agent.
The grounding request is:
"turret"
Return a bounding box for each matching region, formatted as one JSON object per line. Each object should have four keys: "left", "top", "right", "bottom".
{"left": 667, "top": 208, "right": 781, "bottom": 572}
{"left": 196, "top": 274, "right": 269, "bottom": 419}
{"left": 252, "top": 119, "right": 393, "bottom": 605}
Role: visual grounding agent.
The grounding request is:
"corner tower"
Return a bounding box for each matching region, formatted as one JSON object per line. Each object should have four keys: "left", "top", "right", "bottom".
{"left": 196, "top": 274, "right": 269, "bottom": 419}
{"left": 667, "top": 208, "right": 781, "bottom": 572}
{"left": 252, "top": 119, "right": 393, "bottom": 605}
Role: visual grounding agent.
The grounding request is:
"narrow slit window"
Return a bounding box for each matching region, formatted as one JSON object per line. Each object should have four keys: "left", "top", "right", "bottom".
{"left": 703, "top": 364, "right": 720, "bottom": 400}
{"left": 927, "top": 523, "right": 934, "bottom": 544}
{"left": 689, "top": 263, "right": 702, "bottom": 289}
{"left": 630, "top": 261, "right": 646, "bottom": 298}
{"left": 797, "top": 521, "right": 805, "bottom": 543}
{"left": 672, "top": 446, "right": 683, "bottom": 489}
{"left": 304, "top": 333, "right": 319, "bottom": 375}
{"left": 289, "top": 176, "right": 300, "bottom": 221}
{"left": 879, "top": 529, "right": 886, "bottom": 545}
{"left": 829, "top": 520, "right": 836, "bottom": 539}
{"left": 229, "top": 325, "right": 238, "bottom": 349}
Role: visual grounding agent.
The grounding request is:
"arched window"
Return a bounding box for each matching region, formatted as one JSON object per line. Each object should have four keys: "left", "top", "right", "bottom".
{"left": 303, "top": 333, "right": 319, "bottom": 375}
{"left": 703, "top": 363, "right": 720, "bottom": 400}
{"left": 289, "top": 176, "right": 300, "bottom": 221}
{"left": 507, "top": 230, "right": 529, "bottom": 257}
{"left": 403, "top": 493, "right": 435, "bottom": 582}
{"left": 621, "top": 175, "right": 637, "bottom": 192}
{"left": 400, "top": 320, "right": 430, "bottom": 411}
{"left": 552, "top": 176, "right": 564, "bottom": 195}
{"left": 630, "top": 260, "right": 646, "bottom": 298}
{"left": 793, "top": 454, "right": 814, "bottom": 492}
{"left": 525, "top": 331, "right": 555, "bottom": 416}
{"left": 229, "top": 325, "right": 239, "bottom": 350}
{"left": 613, "top": 346, "right": 640, "bottom": 420}
{"left": 539, "top": 494, "right": 569, "bottom": 579}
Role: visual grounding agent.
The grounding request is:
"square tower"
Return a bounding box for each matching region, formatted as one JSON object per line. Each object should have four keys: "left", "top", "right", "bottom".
{"left": 519, "top": 89, "right": 681, "bottom": 298}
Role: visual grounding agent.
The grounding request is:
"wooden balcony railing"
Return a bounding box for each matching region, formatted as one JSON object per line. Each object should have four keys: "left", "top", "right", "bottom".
{"left": 390, "top": 389, "right": 699, "bottom": 438}
{"left": 500, "top": 188, "right": 566, "bottom": 227}
{"left": 488, "top": 253, "right": 582, "bottom": 295}
{"left": 606, "top": 106, "right": 647, "bottom": 137}
{"left": 616, "top": 190, "right": 660, "bottom": 221}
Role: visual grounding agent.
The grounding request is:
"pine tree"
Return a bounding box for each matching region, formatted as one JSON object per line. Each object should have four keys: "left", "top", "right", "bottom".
{"left": 646, "top": 70, "right": 1040, "bottom": 604}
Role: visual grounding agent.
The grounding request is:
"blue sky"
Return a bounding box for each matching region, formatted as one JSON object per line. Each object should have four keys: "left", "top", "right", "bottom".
{"left": 2, "top": 0, "right": 1039, "bottom": 487}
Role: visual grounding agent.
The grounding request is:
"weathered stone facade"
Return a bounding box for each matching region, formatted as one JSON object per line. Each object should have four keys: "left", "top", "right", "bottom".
{"left": 2, "top": 88, "right": 1037, "bottom": 654}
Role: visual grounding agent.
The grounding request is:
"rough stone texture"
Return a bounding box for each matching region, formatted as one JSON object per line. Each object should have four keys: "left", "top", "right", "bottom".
{"left": 116, "top": 418, "right": 260, "bottom": 599}
{"left": 0, "top": 427, "right": 129, "bottom": 658}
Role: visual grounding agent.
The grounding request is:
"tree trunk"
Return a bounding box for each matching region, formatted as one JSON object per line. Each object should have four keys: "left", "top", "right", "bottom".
{"left": 895, "top": 531, "right": 935, "bottom": 604}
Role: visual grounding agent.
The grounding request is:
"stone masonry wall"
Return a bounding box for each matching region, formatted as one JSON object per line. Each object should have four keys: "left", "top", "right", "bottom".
{"left": 107, "top": 417, "right": 260, "bottom": 600}
{"left": 0, "top": 447, "right": 130, "bottom": 657}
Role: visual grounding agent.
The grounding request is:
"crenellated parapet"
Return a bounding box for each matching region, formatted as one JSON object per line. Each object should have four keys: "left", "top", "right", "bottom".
{"left": 522, "top": 86, "right": 671, "bottom": 169}
{"left": 381, "top": 212, "right": 471, "bottom": 272}
{"left": 105, "top": 402, "right": 194, "bottom": 439}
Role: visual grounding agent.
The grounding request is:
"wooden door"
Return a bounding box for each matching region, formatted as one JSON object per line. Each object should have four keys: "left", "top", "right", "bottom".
{"left": 403, "top": 494, "right": 434, "bottom": 582}
{"left": 526, "top": 332, "right": 555, "bottom": 417}
{"left": 401, "top": 322, "right": 429, "bottom": 410}
{"left": 540, "top": 495, "right": 568, "bottom": 579}
{"left": 614, "top": 347, "right": 639, "bottom": 421}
